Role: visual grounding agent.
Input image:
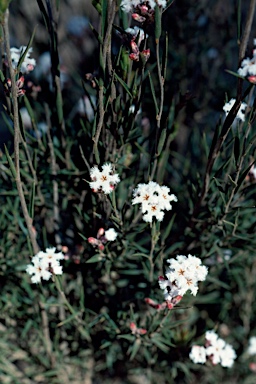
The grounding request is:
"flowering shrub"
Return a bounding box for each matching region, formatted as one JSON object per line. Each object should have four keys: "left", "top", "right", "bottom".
{"left": 0, "top": 1, "right": 256, "bottom": 383}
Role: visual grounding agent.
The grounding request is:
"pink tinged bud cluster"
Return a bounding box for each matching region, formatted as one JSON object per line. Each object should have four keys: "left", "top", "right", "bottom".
{"left": 125, "top": 26, "right": 150, "bottom": 63}
{"left": 159, "top": 255, "right": 208, "bottom": 304}
{"left": 145, "top": 296, "right": 182, "bottom": 310}
{"left": 223, "top": 98, "right": 247, "bottom": 122}
{"left": 189, "top": 330, "right": 237, "bottom": 368}
{"left": 88, "top": 227, "right": 118, "bottom": 251}
{"left": 130, "top": 322, "right": 147, "bottom": 335}
{"left": 132, "top": 181, "right": 177, "bottom": 223}
{"left": 89, "top": 163, "right": 120, "bottom": 194}
{"left": 6, "top": 76, "right": 26, "bottom": 97}
{"left": 26, "top": 247, "right": 64, "bottom": 284}
{"left": 10, "top": 46, "right": 36, "bottom": 74}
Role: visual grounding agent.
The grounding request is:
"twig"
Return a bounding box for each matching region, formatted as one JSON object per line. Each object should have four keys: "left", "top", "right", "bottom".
{"left": 92, "top": 1, "right": 116, "bottom": 161}
{"left": 45, "top": 103, "right": 61, "bottom": 247}
{"left": 39, "top": 300, "right": 55, "bottom": 367}
{"left": 150, "top": 8, "right": 165, "bottom": 180}
{"left": 3, "top": 9, "right": 39, "bottom": 255}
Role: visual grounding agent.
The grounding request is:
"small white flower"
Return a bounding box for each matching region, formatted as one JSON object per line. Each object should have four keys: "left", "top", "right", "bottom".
{"left": 26, "top": 254, "right": 52, "bottom": 284}
{"left": 89, "top": 163, "right": 120, "bottom": 194}
{"left": 223, "top": 98, "right": 247, "bottom": 121}
{"left": 105, "top": 228, "right": 118, "bottom": 241}
{"left": 205, "top": 330, "right": 218, "bottom": 344}
{"left": 10, "top": 46, "right": 36, "bottom": 74}
{"left": 248, "top": 336, "right": 256, "bottom": 355}
{"left": 158, "top": 278, "right": 180, "bottom": 301}
{"left": 238, "top": 55, "right": 256, "bottom": 77}
{"left": 220, "top": 343, "right": 237, "bottom": 368}
{"left": 189, "top": 345, "right": 207, "bottom": 364}
{"left": 206, "top": 337, "right": 226, "bottom": 365}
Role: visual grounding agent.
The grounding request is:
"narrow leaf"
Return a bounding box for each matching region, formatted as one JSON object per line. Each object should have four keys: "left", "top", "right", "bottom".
{"left": 4, "top": 145, "right": 16, "bottom": 179}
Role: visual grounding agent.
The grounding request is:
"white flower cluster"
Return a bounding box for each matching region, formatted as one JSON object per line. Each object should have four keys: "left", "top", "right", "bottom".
{"left": 132, "top": 181, "right": 177, "bottom": 222}
{"left": 248, "top": 336, "right": 256, "bottom": 355}
{"left": 223, "top": 98, "right": 247, "bottom": 122}
{"left": 159, "top": 254, "right": 208, "bottom": 299}
{"left": 189, "top": 330, "right": 237, "bottom": 368}
{"left": 26, "top": 247, "right": 64, "bottom": 284}
{"left": 121, "top": 0, "right": 167, "bottom": 13}
{"left": 10, "top": 46, "right": 36, "bottom": 74}
{"left": 89, "top": 163, "right": 120, "bottom": 194}
{"left": 238, "top": 39, "right": 256, "bottom": 77}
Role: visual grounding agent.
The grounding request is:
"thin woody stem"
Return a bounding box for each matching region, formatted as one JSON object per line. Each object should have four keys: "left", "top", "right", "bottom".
{"left": 3, "top": 9, "right": 39, "bottom": 255}
{"left": 93, "top": 1, "right": 116, "bottom": 162}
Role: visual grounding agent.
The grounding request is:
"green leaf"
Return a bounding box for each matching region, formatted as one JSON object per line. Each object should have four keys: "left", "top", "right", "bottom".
{"left": 148, "top": 71, "right": 159, "bottom": 115}
{"left": 161, "top": 213, "right": 176, "bottom": 243}
{"left": 56, "top": 89, "right": 63, "bottom": 123}
{"left": 154, "top": 4, "right": 162, "bottom": 42}
{"left": 93, "top": 143, "right": 100, "bottom": 165}
{"left": 114, "top": 72, "right": 133, "bottom": 98}
{"left": 117, "top": 334, "right": 135, "bottom": 342}
{"left": 234, "top": 136, "right": 240, "bottom": 165}
{"left": 23, "top": 95, "right": 35, "bottom": 124}
{"left": 225, "top": 69, "right": 245, "bottom": 80}
{"left": 4, "top": 145, "right": 16, "bottom": 179}
{"left": 17, "top": 26, "right": 37, "bottom": 74}
{"left": 150, "top": 335, "right": 169, "bottom": 353}
{"left": 85, "top": 254, "right": 104, "bottom": 263}
{"left": 129, "top": 338, "right": 141, "bottom": 360}
{"left": 29, "top": 181, "right": 35, "bottom": 218}
{"left": 157, "top": 128, "right": 167, "bottom": 156}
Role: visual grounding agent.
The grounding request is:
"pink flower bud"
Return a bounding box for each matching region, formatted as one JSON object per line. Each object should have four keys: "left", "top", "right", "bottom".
{"left": 249, "top": 362, "right": 256, "bottom": 372}
{"left": 131, "top": 40, "right": 139, "bottom": 54}
{"left": 98, "top": 243, "right": 105, "bottom": 251}
{"left": 171, "top": 295, "right": 183, "bottom": 305}
{"left": 129, "top": 53, "right": 140, "bottom": 61}
{"left": 132, "top": 13, "right": 146, "bottom": 23}
{"left": 137, "top": 327, "right": 147, "bottom": 335}
{"left": 88, "top": 237, "right": 98, "bottom": 245}
{"left": 140, "top": 5, "right": 149, "bottom": 15}
{"left": 97, "top": 228, "right": 105, "bottom": 238}
{"left": 17, "top": 89, "right": 26, "bottom": 96}
{"left": 166, "top": 301, "right": 174, "bottom": 310}
{"left": 141, "top": 49, "right": 150, "bottom": 62}
{"left": 248, "top": 75, "right": 256, "bottom": 84}
{"left": 130, "top": 322, "right": 137, "bottom": 334}
{"left": 17, "top": 76, "right": 25, "bottom": 88}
